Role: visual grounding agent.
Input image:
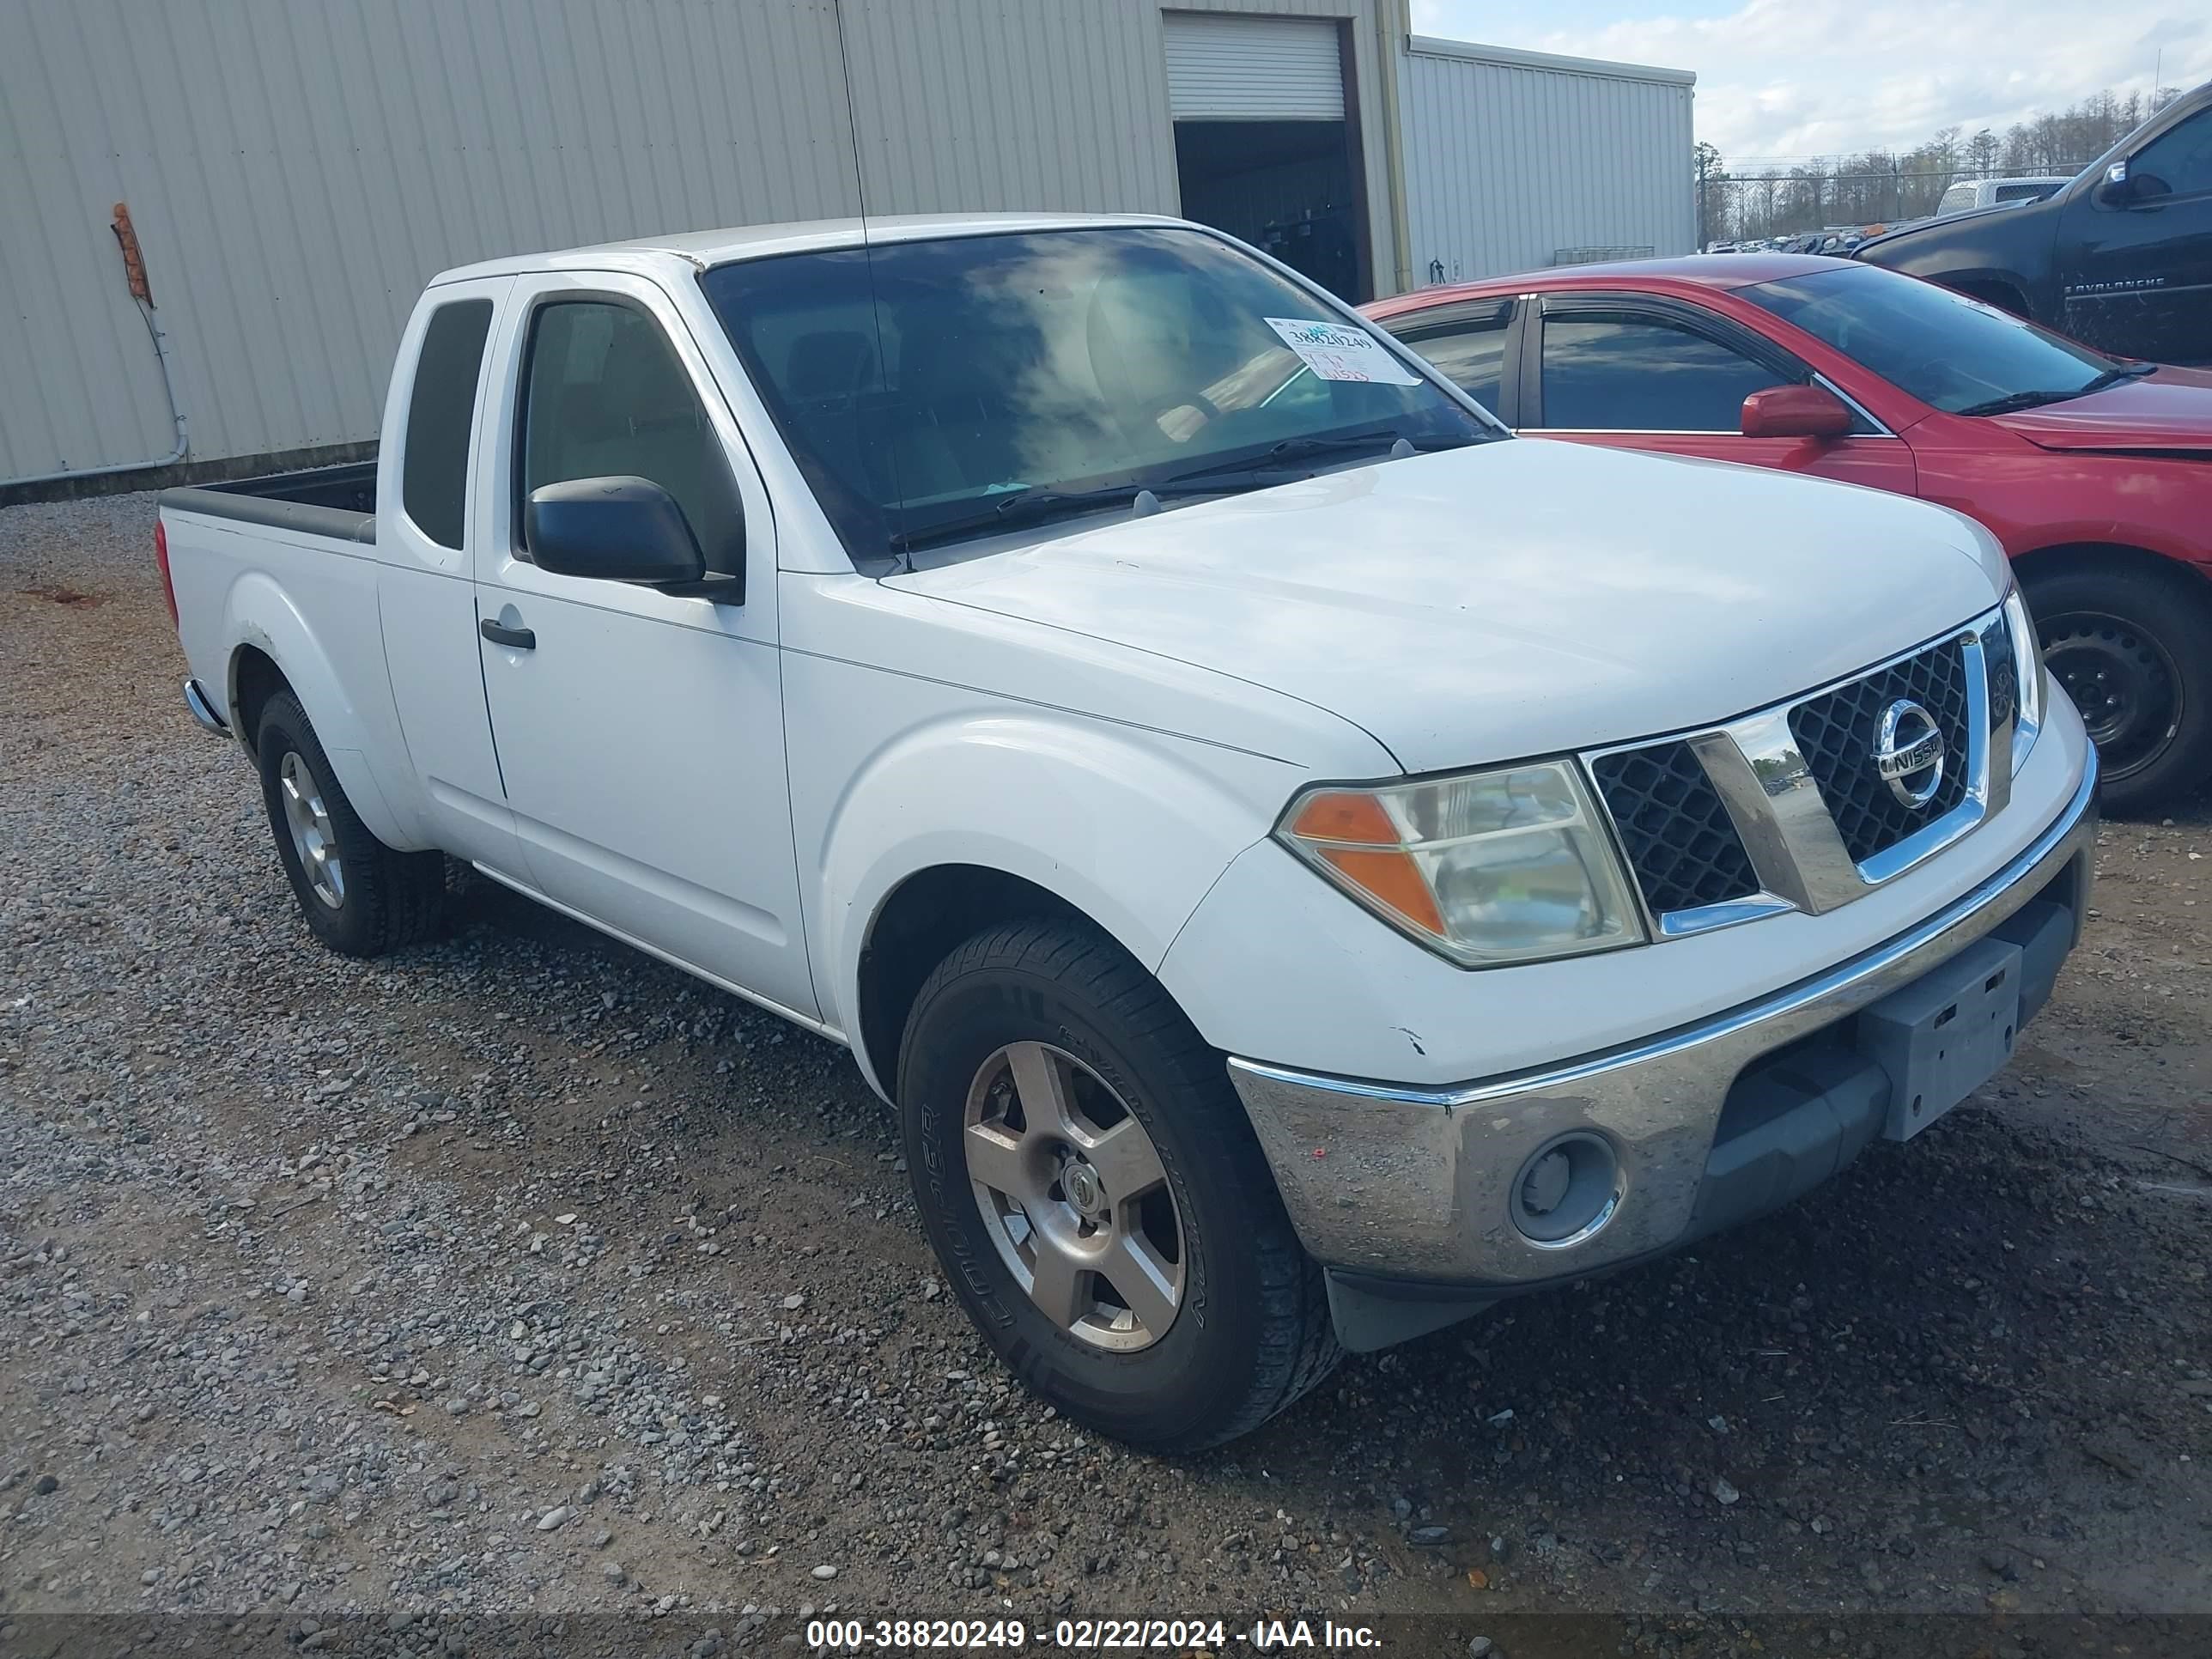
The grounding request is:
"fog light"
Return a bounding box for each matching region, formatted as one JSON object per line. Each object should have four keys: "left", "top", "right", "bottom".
{"left": 1510, "top": 1132, "right": 1620, "bottom": 1245}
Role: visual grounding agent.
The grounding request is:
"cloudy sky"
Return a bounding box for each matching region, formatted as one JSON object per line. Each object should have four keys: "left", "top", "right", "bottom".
{"left": 1410, "top": 0, "right": 2211, "bottom": 163}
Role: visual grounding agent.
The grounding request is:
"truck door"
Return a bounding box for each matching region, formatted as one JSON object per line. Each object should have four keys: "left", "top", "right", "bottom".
{"left": 2059, "top": 102, "right": 2212, "bottom": 365}
{"left": 377, "top": 275, "right": 526, "bottom": 873}
{"left": 469, "top": 271, "right": 819, "bottom": 1024}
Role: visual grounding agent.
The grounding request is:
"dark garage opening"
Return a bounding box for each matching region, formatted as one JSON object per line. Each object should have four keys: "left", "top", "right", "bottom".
{"left": 1175, "top": 119, "right": 1367, "bottom": 301}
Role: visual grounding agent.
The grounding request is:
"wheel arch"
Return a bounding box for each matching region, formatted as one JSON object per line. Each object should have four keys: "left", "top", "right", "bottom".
{"left": 854, "top": 864, "right": 1098, "bottom": 1104}
{"left": 228, "top": 642, "right": 290, "bottom": 763}
{"left": 810, "top": 711, "right": 1305, "bottom": 1100}
{"left": 2012, "top": 540, "right": 2212, "bottom": 597}
{"left": 1943, "top": 273, "right": 2033, "bottom": 317}
{"left": 219, "top": 571, "right": 416, "bottom": 848}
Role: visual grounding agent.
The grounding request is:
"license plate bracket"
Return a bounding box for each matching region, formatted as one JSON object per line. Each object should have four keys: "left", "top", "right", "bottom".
{"left": 1861, "top": 935, "right": 2025, "bottom": 1142}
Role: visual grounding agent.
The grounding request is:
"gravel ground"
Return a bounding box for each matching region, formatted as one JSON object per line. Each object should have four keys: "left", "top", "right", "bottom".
{"left": 3, "top": 491, "right": 2208, "bottom": 1657}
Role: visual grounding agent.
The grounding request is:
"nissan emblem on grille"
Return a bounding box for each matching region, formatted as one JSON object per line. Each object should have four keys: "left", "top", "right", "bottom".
{"left": 1874, "top": 698, "right": 1946, "bottom": 808}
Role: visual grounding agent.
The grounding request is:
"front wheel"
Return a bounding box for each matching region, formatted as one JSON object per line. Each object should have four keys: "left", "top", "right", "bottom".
{"left": 897, "top": 921, "right": 1340, "bottom": 1451}
{"left": 2025, "top": 564, "right": 2212, "bottom": 814}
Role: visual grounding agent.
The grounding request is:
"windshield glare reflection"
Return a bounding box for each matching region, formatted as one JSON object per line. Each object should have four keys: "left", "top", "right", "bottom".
{"left": 700, "top": 227, "right": 1493, "bottom": 562}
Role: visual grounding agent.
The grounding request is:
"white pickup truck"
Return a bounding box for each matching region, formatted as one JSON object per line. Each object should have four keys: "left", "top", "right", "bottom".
{"left": 161, "top": 213, "right": 2097, "bottom": 1451}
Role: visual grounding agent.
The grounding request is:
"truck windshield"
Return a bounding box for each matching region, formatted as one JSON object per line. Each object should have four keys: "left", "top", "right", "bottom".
{"left": 699, "top": 226, "right": 1497, "bottom": 562}
{"left": 1742, "top": 264, "right": 2128, "bottom": 416}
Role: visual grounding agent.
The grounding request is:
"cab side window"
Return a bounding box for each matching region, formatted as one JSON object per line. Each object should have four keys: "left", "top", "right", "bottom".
{"left": 2129, "top": 110, "right": 2212, "bottom": 199}
{"left": 1539, "top": 315, "right": 1786, "bottom": 432}
{"left": 400, "top": 299, "right": 493, "bottom": 550}
{"left": 517, "top": 300, "right": 744, "bottom": 573}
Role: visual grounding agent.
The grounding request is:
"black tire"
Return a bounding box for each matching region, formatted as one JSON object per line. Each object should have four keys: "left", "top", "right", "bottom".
{"left": 897, "top": 920, "right": 1340, "bottom": 1452}
{"left": 255, "top": 690, "right": 446, "bottom": 957}
{"left": 2023, "top": 562, "right": 2212, "bottom": 814}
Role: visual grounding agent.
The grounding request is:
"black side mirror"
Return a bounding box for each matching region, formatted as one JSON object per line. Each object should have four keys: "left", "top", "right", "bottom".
{"left": 2094, "top": 161, "right": 2152, "bottom": 208}
{"left": 523, "top": 476, "right": 741, "bottom": 601}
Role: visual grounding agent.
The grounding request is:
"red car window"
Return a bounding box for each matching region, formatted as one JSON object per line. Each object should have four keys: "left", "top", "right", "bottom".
{"left": 1540, "top": 316, "right": 1786, "bottom": 431}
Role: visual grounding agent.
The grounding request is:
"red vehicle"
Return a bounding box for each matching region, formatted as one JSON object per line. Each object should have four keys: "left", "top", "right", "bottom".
{"left": 1364, "top": 255, "right": 2212, "bottom": 809}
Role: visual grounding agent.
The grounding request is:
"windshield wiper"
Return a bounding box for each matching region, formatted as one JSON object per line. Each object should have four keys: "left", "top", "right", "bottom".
{"left": 1164, "top": 429, "right": 1471, "bottom": 487}
{"left": 2080, "top": 361, "right": 2157, "bottom": 391}
{"left": 1955, "top": 361, "right": 2155, "bottom": 417}
{"left": 1954, "top": 389, "right": 2077, "bottom": 416}
{"left": 890, "top": 482, "right": 1212, "bottom": 553}
{"left": 889, "top": 430, "right": 1488, "bottom": 553}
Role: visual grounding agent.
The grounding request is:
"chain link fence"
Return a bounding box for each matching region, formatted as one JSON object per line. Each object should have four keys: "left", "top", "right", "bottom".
{"left": 1698, "top": 161, "right": 2094, "bottom": 246}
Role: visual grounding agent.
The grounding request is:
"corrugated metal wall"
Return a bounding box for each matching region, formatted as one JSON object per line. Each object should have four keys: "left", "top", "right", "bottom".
{"left": 5, "top": 1, "right": 1692, "bottom": 482}
{"left": 1399, "top": 37, "right": 1694, "bottom": 288}
{"left": 0, "top": 0, "right": 865, "bottom": 481}
{"left": 838, "top": 0, "right": 1180, "bottom": 219}
{"left": 2, "top": 0, "right": 1407, "bottom": 482}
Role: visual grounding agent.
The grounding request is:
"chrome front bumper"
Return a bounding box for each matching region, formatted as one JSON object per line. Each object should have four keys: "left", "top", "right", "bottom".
{"left": 1227, "top": 753, "right": 2100, "bottom": 1291}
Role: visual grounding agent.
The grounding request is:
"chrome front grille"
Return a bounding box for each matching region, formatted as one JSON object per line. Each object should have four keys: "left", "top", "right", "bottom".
{"left": 1588, "top": 607, "right": 2020, "bottom": 938}
{"left": 1587, "top": 741, "right": 1761, "bottom": 915}
{"left": 1788, "top": 636, "right": 1972, "bottom": 864}
{"left": 1983, "top": 606, "right": 2019, "bottom": 733}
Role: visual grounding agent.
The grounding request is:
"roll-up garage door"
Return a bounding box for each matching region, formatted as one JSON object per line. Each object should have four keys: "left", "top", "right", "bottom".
{"left": 1163, "top": 14, "right": 1345, "bottom": 121}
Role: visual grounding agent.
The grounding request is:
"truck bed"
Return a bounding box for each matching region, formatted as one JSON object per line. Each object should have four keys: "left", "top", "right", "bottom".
{"left": 160, "top": 461, "right": 377, "bottom": 544}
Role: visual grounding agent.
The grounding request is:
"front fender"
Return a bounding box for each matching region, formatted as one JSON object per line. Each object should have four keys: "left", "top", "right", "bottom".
{"left": 811, "top": 711, "right": 1310, "bottom": 1095}
{"left": 1860, "top": 211, "right": 2057, "bottom": 317}
{"left": 224, "top": 568, "right": 421, "bottom": 849}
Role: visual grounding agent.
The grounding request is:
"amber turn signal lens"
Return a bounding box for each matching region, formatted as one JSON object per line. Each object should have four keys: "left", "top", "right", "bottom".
{"left": 1288, "top": 791, "right": 1398, "bottom": 846}
{"left": 1316, "top": 847, "right": 1447, "bottom": 939}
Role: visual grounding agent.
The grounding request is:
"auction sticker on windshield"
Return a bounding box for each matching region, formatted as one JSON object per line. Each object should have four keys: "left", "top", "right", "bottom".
{"left": 1265, "top": 317, "right": 1423, "bottom": 386}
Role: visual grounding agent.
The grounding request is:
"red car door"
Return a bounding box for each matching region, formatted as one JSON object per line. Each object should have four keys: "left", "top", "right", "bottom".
{"left": 1521, "top": 293, "right": 1918, "bottom": 495}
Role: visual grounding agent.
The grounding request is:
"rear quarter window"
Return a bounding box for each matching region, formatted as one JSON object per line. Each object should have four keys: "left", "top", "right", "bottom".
{"left": 1392, "top": 305, "right": 1513, "bottom": 415}
{"left": 401, "top": 299, "right": 494, "bottom": 549}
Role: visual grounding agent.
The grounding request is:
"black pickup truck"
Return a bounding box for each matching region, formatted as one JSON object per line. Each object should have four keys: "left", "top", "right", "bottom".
{"left": 1858, "top": 82, "right": 2212, "bottom": 365}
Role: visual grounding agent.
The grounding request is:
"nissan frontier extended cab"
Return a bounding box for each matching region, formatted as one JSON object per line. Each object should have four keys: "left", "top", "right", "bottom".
{"left": 161, "top": 214, "right": 2097, "bottom": 1451}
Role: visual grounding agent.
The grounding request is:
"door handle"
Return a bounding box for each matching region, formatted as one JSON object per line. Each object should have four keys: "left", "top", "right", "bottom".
{"left": 479, "top": 617, "right": 536, "bottom": 650}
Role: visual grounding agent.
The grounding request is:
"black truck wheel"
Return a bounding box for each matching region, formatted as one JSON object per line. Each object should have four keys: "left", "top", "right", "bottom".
{"left": 2025, "top": 564, "right": 2212, "bottom": 814}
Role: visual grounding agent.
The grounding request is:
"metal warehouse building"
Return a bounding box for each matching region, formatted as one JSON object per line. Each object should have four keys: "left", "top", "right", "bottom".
{"left": 0, "top": 0, "right": 1692, "bottom": 490}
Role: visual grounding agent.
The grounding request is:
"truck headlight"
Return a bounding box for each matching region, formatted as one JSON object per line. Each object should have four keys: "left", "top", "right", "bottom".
{"left": 1276, "top": 761, "right": 1646, "bottom": 967}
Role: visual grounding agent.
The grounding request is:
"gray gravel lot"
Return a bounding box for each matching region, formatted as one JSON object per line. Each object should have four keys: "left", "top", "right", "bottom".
{"left": 2, "top": 491, "right": 2208, "bottom": 1656}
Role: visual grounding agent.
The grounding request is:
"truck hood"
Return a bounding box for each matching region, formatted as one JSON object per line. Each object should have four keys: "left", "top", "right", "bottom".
{"left": 893, "top": 441, "right": 2007, "bottom": 775}
{"left": 1861, "top": 201, "right": 2024, "bottom": 247}
{"left": 1989, "top": 366, "right": 2212, "bottom": 453}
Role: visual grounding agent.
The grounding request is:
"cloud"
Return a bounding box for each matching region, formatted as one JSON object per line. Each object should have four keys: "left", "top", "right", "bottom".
{"left": 1411, "top": 0, "right": 2211, "bottom": 161}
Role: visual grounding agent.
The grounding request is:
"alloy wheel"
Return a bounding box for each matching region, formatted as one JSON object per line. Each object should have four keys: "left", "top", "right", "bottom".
{"left": 278, "top": 750, "right": 345, "bottom": 909}
{"left": 960, "top": 1041, "right": 1185, "bottom": 1352}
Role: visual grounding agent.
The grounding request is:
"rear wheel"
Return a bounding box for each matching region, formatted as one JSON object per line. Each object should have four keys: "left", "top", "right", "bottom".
{"left": 897, "top": 920, "right": 1340, "bottom": 1451}
{"left": 255, "top": 690, "right": 446, "bottom": 956}
{"left": 2025, "top": 563, "right": 2212, "bottom": 813}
